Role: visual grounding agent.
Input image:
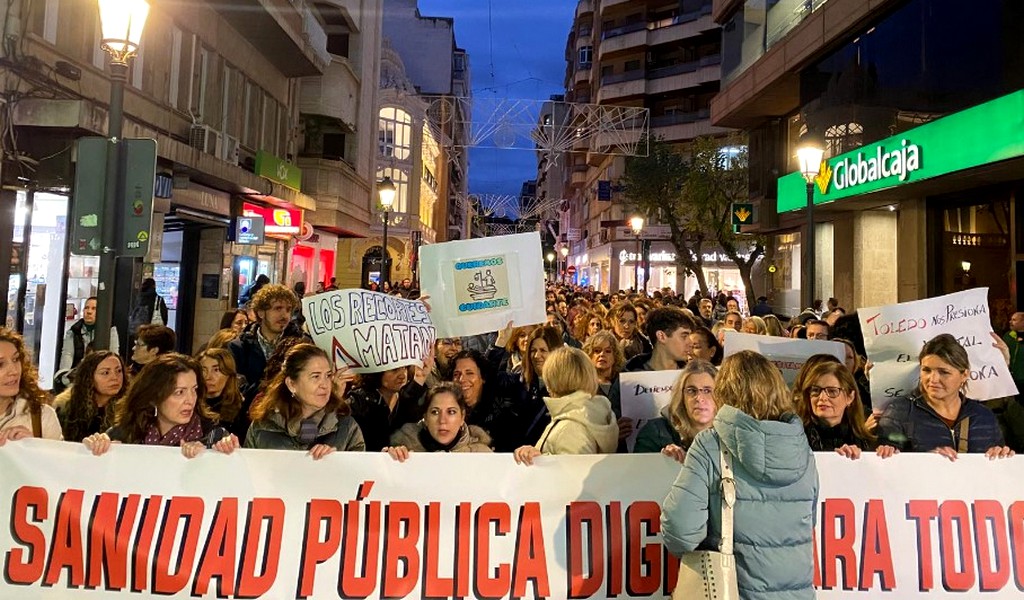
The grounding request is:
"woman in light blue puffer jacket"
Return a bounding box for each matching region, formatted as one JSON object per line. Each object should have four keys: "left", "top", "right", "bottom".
{"left": 661, "top": 350, "right": 819, "bottom": 600}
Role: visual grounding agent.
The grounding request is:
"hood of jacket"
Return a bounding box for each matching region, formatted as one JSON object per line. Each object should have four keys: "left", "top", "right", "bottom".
{"left": 712, "top": 404, "right": 812, "bottom": 486}
{"left": 544, "top": 390, "right": 619, "bottom": 453}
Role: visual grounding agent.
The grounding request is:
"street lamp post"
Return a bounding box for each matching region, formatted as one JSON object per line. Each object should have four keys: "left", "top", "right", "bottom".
{"left": 546, "top": 252, "right": 555, "bottom": 281}
{"left": 629, "top": 216, "right": 644, "bottom": 292}
{"left": 93, "top": 0, "right": 150, "bottom": 351}
{"left": 377, "top": 176, "right": 396, "bottom": 286}
{"left": 796, "top": 143, "right": 824, "bottom": 309}
{"left": 559, "top": 245, "right": 569, "bottom": 284}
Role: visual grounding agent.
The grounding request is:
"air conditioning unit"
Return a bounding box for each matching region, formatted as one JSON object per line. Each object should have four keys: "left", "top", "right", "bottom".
{"left": 221, "top": 134, "right": 240, "bottom": 165}
{"left": 189, "top": 124, "right": 222, "bottom": 157}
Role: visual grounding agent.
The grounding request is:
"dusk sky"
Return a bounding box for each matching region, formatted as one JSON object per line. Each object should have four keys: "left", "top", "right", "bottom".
{"left": 417, "top": 0, "right": 578, "bottom": 198}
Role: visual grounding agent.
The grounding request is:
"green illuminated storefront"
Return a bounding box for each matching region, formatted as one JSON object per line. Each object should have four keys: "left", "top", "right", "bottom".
{"left": 771, "top": 89, "right": 1024, "bottom": 322}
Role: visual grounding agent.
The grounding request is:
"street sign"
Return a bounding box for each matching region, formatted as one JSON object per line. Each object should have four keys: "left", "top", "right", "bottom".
{"left": 732, "top": 202, "right": 754, "bottom": 226}
{"left": 122, "top": 139, "right": 157, "bottom": 257}
{"left": 70, "top": 137, "right": 157, "bottom": 257}
{"left": 566, "top": 265, "right": 577, "bottom": 276}
{"left": 567, "top": 228, "right": 581, "bottom": 241}
{"left": 71, "top": 137, "right": 106, "bottom": 256}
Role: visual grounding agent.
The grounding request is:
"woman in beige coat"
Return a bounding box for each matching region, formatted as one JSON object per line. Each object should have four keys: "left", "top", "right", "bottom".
{"left": 513, "top": 346, "right": 619, "bottom": 464}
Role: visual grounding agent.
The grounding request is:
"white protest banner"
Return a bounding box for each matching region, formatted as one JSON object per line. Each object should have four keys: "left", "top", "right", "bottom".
{"left": 302, "top": 289, "right": 435, "bottom": 373}
{"left": 3, "top": 441, "right": 1024, "bottom": 599}
{"left": 723, "top": 331, "right": 846, "bottom": 385}
{"left": 618, "top": 369, "right": 681, "bottom": 451}
{"left": 420, "top": 231, "right": 546, "bottom": 338}
{"left": 858, "top": 287, "right": 1016, "bottom": 408}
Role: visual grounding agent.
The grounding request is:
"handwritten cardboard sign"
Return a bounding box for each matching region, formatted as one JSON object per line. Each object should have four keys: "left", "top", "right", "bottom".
{"left": 302, "top": 289, "right": 436, "bottom": 373}
{"left": 618, "top": 369, "right": 682, "bottom": 451}
{"left": 420, "top": 232, "right": 546, "bottom": 338}
{"left": 723, "top": 331, "right": 846, "bottom": 386}
{"left": 858, "top": 287, "right": 1016, "bottom": 408}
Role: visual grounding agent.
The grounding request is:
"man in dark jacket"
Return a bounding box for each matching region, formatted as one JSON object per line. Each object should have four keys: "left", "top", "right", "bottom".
{"left": 229, "top": 284, "right": 299, "bottom": 402}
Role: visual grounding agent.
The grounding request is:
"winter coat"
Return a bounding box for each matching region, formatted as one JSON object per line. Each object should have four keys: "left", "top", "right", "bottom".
{"left": 228, "top": 325, "right": 271, "bottom": 404}
{"left": 633, "top": 405, "right": 683, "bottom": 453}
{"left": 53, "top": 387, "right": 114, "bottom": 443}
{"left": 390, "top": 422, "right": 493, "bottom": 453}
{"left": 347, "top": 382, "right": 426, "bottom": 451}
{"left": 0, "top": 397, "right": 63, "bottom": 440}
{"left": 877, "top": 393, "right": 1004, "bottom": 452}
{"left": 803, "top": 419, "right": 872, "bottom": 452}
{"left": 661, "top": 405, "right": 818, "bottom": 600}
{"left": 982, "top": 396, "right": 1024, "bottom": 452}
{"left": 535, "top": 390, "right": 618, "bottom": 455}
{"left": 466, "top": 371, "right": 528, "bottom": 452}
{"left": 244, "top": 409, "right": 365, "bottom": 451}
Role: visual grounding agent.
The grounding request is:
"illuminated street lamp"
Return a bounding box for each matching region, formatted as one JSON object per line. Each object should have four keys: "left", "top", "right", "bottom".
{"left": 378, "top": 176, "right": 397, "bottom": 284}
{"left": 93, "top": 0, "right": 150, "bottom": 351}
{"left": 559, "top": 245, "right": 569, "bottom": 284}
{"left": 796, "top": 142, "right": 824, "bottom": 308}
{"left": 546, "top": 251, "right": 555, "bottom": 281}
{"left": 629, "top": 216, "right": 644, "bottom": 292}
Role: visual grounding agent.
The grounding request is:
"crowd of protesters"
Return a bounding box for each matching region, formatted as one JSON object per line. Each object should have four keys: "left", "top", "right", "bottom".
{"left": 3, "top": 281, "right": 1022, "bottom": 465}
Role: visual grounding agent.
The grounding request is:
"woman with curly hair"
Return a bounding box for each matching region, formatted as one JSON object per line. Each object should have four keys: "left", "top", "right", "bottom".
{"left": 82, "top": 354, "right": 229, "bottom": 458}
{"left": 572, "top": 310, "right": 605, "bottom": 344}
{"left": 54, "top": 350, "right": 126, "bottom": 442}
{"left": 197, "top": 348, "right": 248, "bottom": 438}
{"left": 245, "top": 343, "right": 364, "bottom": 457}
{"left": 0, "top": 328, "right": 61, "bottom": 442}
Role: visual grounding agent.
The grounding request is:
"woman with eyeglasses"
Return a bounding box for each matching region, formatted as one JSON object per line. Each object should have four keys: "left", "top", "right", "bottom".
{"left": 797, "top": 361, "right": 898, "bottom": 459}
{"left": 634, "top": 360, "right": 719, "bottom": 463}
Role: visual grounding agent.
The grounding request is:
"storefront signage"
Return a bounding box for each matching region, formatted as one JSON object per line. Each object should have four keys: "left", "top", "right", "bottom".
{"left": 255, "top": 150, "right": 302, "bottom": 191}
{"left": 172, "top": 184, "right": 231, "bottom": 217}
{"left": 618, "top": 250, "right": 750, "bottom": 264}
{"left": 614, "top": 225, "right": 672, "bottom": 240}
{"left": 235, "top": 215, "right": 265, "bottom": 245}
{"left": 777, "top": 89, "right": 1024, "bottom": 212}
{"left": 242, "top": 202, "right": 302, "bottom": 236}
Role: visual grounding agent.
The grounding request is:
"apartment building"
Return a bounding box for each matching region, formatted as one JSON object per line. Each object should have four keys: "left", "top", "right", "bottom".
{"left": 713, "top": 0, "right": 1024, "bottom": 316}
{"left": 561, "top": 0, "right": 733, "bottom": 294}
{"left": 0, "top": 0, "right": 381, "bottom": 381}
{"left": 382, "top": 0, "right": 472, "bottom": 244}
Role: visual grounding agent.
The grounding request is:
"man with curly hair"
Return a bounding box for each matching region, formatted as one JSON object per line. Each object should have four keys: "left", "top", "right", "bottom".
{"left": 229, "top": 284, "right": 299, "bottom": 402}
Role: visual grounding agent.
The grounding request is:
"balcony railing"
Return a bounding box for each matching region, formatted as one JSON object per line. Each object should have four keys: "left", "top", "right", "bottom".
{"left": 648, "top": 54, "right": 721, "bottom": 79}
{"left": 603, "top": 4, "right": 714, "bottom": 40}
{"left": 651, "top": 108, "right": 711, "bottom": 128}
{"left": 600, "top": 69, "right": 645, "bottom": 86}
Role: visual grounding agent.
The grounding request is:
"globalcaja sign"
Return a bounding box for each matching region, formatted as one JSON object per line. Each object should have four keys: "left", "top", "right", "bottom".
{"left": 777, "top": 89, "right": 1024, "bottom": 212}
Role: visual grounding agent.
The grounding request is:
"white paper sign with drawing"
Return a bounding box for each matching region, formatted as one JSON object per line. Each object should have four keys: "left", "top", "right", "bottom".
{"left": 722, "top": 331, "right": 846, "bottom": 386}
{"left": 420, "top": 232, "right": 546, "bottom": 338}
{"left": 302, "top": 289, "right": 435, "bottom": 373}
{"left": 858, "top": 287, "right": 1016, "bottom": 408}
{"left": 617, "top": 369, "right": 681, "bottom": 451}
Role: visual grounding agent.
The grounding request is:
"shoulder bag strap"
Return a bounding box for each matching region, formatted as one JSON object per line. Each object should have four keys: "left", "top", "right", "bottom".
{"left": 719, "top": 444, "right": 736, "bottom": 555}
{"left": 957, "top": 417, "right": 970, "bottom": 454}
{"left": 31, "top": 406, "right": 42, "bottom": 438}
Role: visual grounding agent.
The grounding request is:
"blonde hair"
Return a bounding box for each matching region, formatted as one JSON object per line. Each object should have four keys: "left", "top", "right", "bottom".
{"left": 667, "top": 360, "right": 720, "bottom": 447}
{"left": 582, "top": 330, "right": 626, "bottom": 377}
{"left": 542, "top": 346, "right": 599, "bottom": 397}
{"left": 716, "top": 350, "right": 792, "bottom": 420}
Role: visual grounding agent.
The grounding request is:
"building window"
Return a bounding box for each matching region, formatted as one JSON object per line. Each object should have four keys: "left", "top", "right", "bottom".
{"left": 378, "top": 107, "right": 413, "bottom": 160}
{"left": 376, "top": 167, "right": 409, "bottom": 214}
{"left": 824, "top": 122, "right": 864, "bottom": 157}
{"left": 624, "top": 59, "right": 641, "bottom": 72}
{"left": 579, "top": 46, "right": 593, "bottom": 66}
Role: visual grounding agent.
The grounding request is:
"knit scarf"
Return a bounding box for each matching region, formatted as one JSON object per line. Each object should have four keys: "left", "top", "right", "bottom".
{"left": 144, "top": 413, "right": 204, "bottom": 446}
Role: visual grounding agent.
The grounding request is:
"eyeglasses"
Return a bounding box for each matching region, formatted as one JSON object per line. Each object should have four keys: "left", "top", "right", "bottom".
{"left": 683, "top": 386, "right": 714, "bottom": 398}
{"left": 808, "top": 386, "right": 844, "bottom": 399}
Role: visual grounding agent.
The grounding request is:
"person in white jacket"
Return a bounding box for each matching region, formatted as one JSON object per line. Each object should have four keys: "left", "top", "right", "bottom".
{"left": 513, "top": 346, "right": 619, "bottom": 464}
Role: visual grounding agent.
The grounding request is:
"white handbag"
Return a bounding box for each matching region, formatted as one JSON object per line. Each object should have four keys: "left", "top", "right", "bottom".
{"left": 672, "top": 445, "right": 740, "bottom": 600}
